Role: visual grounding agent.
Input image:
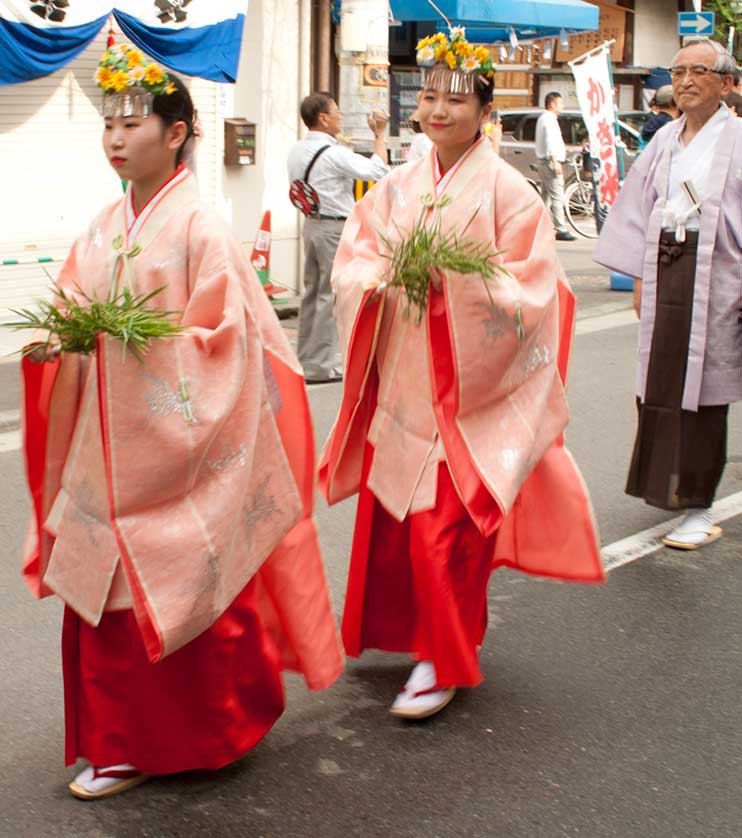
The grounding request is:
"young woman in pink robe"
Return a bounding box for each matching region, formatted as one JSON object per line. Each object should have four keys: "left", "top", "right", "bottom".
{"left": 22, "top": 54, "right": 342, "bottom": 799}
{"left": 319, "top": 32, "right": 603, "bottom": 720}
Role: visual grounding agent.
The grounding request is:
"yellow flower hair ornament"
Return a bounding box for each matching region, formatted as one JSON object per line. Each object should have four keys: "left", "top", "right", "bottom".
{"left": 96, "top": 43, "right": 174, "bottom": 118}
{"left": 416, "top": 28, "right": 496, "bottom": 95}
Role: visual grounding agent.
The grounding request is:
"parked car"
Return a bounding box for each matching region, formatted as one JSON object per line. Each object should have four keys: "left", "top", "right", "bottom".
{"left": 495, "top": 108, "right": 643, "bottom": 185}
{"left": 617, "top": 110, "right": 651, "bottom": 137}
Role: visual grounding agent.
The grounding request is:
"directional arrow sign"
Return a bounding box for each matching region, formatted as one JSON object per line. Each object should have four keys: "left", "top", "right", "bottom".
{"left": 678, "top": 11, "right": 715, "bottom": 36}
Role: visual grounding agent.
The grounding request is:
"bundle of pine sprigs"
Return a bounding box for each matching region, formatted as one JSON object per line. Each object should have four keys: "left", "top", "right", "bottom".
{"left": 8, "top": 283, "right": 183, "bottom": 358}
{"left": 380, "top": 194, "right": 521, "bottom": 335}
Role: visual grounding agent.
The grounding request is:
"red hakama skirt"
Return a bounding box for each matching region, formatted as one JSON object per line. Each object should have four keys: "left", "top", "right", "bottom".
{"left": 63, "top": 578, "right": 285, "bottom": 775}
{"left": 342, "top": 450, "right": 496, "bottom": 689}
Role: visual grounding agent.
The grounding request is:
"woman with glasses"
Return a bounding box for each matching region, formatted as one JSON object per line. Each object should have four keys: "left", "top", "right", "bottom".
{"left": 596, "top": 37, "right": 742, "bottom": 550}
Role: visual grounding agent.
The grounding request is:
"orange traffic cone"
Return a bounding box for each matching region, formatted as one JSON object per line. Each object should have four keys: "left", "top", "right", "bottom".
{"left": 251, "top": 211, "right": 278, "bottom": 297}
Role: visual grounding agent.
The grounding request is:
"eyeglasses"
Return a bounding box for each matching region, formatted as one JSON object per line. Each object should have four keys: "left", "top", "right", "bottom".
{"left": 669, "top": 64, "right": 726, "bottom": 80}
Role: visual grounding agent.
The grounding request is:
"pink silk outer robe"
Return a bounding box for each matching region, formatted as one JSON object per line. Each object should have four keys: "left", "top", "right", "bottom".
{"left": 21, "top": 170, "right": 343, "bottom": 689}
{"left": 319, "top": 138, "right": 603, "bottom": 584}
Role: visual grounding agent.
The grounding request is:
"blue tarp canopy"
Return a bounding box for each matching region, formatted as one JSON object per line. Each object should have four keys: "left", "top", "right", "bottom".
{"left": 643, "top": 67, "right": 672, "bottom": 90}
{"left": 0, "top": 1, "right": 247, "bottom": 86}
{"left": 389, "top": 0, "right": 600, "bottom": 43}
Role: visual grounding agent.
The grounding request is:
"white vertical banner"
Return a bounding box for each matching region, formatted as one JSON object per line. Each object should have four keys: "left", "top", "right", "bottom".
{"left": 570, "top": 44, "right": 620, "bottom": 215}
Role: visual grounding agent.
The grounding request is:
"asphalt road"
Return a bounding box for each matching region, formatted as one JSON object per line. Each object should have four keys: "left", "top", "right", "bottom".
{"left": 1, "top": 242, "right": 740, "bottom": 838}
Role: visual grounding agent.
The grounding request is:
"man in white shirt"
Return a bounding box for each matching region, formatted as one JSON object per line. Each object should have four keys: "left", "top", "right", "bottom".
{"left": 287, "top": 93, "right": 390, "bottom": 383}
{"left": 535, "top": 92, "right": 576, "bottom": 241}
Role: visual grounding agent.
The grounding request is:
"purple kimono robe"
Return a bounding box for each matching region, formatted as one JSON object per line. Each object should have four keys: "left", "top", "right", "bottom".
{"left": 593, "top": 111, "right": 742, "bottom": 411}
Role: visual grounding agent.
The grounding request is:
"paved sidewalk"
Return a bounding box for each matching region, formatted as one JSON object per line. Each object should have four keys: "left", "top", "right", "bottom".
{"left": 0, "top": 331, "right": 24, "bottom": 365}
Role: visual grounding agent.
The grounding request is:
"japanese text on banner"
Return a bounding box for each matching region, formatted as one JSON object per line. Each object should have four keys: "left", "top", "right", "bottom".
{"left": 571, "top": 46, "right": 620, "bottom": 212}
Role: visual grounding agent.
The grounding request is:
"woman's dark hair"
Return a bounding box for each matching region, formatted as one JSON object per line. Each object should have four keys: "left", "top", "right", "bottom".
{"left": 152, "top": 74, "right": 195, "bottom": 165}
{"left": 475, "top": 75, "right": 495, "bottom": 108}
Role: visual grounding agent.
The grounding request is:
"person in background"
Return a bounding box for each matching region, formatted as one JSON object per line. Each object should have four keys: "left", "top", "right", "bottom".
{"left": 641, "top": 85, "right": 679, "bottom": 143}
{"left": 483, "top": 110, "right": 503, "bottom": 154}
{"left": 407, "top": 101, "right": 434, "bottom": 161}
{"left": 535, "top": 92, "right": 576, "bottom": 241}
{"left": 287, "top": 93, "right": 390, "bottom": 384}
{"left": 722, "top": 90, "right": 742, "bottom": 114}
{"left": 595, "top": 37, "right": 742, "bottom": 550}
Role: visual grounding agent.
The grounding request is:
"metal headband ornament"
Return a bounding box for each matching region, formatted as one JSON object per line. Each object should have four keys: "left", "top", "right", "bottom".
{"left": 96, "top": 43, "right": 175, "bottom": 118}
{"left": 416, "top": 27, "right": 496, "bottom": 95}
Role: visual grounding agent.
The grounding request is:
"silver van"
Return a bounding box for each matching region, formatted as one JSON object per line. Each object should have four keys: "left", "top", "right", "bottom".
{"left": 497, "top": 108, "right": 644, "bottom": 185}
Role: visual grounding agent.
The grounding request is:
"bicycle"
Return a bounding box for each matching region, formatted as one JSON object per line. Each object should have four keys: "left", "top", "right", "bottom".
{"left": 564, "top": 173, "right": 598, "bottom": 240}
{"left": 527, "top": 154, "right": 598, "bottom": 240}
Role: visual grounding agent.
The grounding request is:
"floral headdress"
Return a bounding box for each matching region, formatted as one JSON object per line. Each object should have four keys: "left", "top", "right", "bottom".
{"left": 416, "top": 27, "right": 496, "bottom": 95}
{"left": 96, "top": 43, "right": 175, "bottom": 118}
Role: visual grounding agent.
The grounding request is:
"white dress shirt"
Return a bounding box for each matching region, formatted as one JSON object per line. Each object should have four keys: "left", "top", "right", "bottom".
{"left": 663, "top": 105, "right": 729, "bottom": 236}
{"left": 535, "top": 110, "right": 566, "bottom": 163}
{"left": 287, "top": 130, "right": 390, "bottom": 218}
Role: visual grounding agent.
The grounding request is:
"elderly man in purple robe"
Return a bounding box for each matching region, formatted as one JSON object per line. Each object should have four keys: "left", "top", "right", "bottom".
{"left": 594, "top": 37, "right": 742, "bottom": 550}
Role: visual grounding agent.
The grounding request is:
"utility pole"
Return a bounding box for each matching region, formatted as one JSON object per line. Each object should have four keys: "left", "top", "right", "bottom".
{"left": 336, "top": 0, "right": 391, "bottom": 152}
{"left": 317, "top": 0, "right": 333, "bottom": 91}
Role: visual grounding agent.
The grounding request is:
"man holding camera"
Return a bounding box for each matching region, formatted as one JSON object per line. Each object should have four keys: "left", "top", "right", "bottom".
{"left": 288, "top": 93, "right": 390, "bottom": 384}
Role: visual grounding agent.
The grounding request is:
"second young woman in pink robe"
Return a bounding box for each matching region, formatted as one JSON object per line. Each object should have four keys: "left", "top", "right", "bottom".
{"left": 320, "top": 34, "right": 603, "bottom": 720}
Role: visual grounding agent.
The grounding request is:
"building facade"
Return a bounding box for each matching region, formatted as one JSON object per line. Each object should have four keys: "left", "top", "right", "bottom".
{"left": 0, "top": 0, "right": 719, "bottom": 321}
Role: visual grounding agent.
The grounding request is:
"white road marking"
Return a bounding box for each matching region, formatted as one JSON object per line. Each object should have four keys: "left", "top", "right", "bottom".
{"left": 0, "top": 408, "right": 19, "bottom": 427}
{"left": 0, "top": 429, "right": 21, "bottom": 453}
{"left": 575, "top": 309, "right": 637, "bottom": 336}
{"left": 602, "top": 491, "right": 742, "bottom": 572}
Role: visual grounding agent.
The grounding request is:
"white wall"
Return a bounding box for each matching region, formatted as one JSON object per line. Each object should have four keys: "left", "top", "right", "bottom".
{"left": 632, "top": 0, "right": 681, "bottom": 68}
{"left": 0, "top": 28, "right": 123, "bottom": 311}
{"left": 337, "top": 0, "right": 391, "bottom": 146}
{"left": 221, "top": 0, "right": 308, "bottom": 293}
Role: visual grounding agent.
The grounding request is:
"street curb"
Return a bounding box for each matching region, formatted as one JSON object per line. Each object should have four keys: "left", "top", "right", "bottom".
{"left": 0, "top": 410, "right": 19, "bottom": 434}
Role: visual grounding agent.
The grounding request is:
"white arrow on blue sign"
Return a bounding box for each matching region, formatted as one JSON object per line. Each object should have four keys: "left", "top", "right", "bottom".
{"left": 677, "top": 11, "right": 715, "bottom": 36}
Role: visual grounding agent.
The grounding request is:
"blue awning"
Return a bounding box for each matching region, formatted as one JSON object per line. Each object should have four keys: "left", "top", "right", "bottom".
{"left": 0, "top": 1, "right": 247, "bottom": 86}
{"left": 389, "top": 0, "right": 599, "bottom": 43}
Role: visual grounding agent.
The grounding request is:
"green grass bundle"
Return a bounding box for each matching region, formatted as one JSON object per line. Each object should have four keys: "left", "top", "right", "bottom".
{"left": 8, "top": 283, "right": 183, "bottom": 358}
{"left": 380, "top": 194, "right": 516, "bottom": 328}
